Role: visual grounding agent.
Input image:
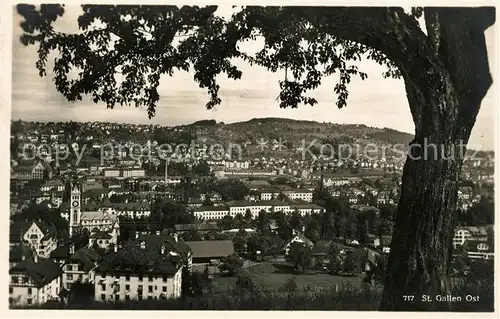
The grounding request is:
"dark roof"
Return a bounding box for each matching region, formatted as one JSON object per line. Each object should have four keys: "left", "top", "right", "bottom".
{"left": 10, "top": 244, "right": 33, "bottom": 262}
{"left": 10, "top": 258, "right": 63, "bottom": 287}
{"left": 13, "top": 165, "right": 33, "bottom": 173}
{"left": 50, "top": 245, "right": 70, "bottom": 260}
{"left": 82, "top": 189, "right": 108, "bottom": 197}
{"left": 66, "top": 247, "right": 103, "bottom": 272}
{"left": 464, "top": 240, "right": 494, "bottom": 253}
{"left": 174, "top": 223, "right": 219, "bottom": 232}
{"left": 135, "top": 233, "right": 192, "bottom": 258}
{"left": 95, "top": 239, "right": 184, "bottom": 275}
{"left": 184, "top": 240, "right": 235, "bottom": 259}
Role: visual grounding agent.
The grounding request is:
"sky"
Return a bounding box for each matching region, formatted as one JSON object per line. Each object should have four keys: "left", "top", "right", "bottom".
{"left": 11, "top": 5, "right": 496, "bottom": 150}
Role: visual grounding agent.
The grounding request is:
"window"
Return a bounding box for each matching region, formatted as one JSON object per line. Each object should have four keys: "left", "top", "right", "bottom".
{"left": 67, "top": 274, "right": 73, "bottom": 280}
{"left": 125, "top": 295, "right": 130, "bottom": 301}
{"left": 148, "top": 286, "right": 153, "bottom": 293}
{"left": 27, "top": 288, "right": 32, "bottom": 295}
{"left": 125, "top": 275, "right": 130, "bottom": 281}
{"left": 27, "top": 299, "right": 32, "bottom": 305}
{"left": 125, "top": 284, "right": 130, "bottom": 291}
{"left": 138, "top": 295, "right": 143, "bottom": 301}
{"left": 100, "top": 284, "right": 106, "bottom": 291}
{"left": 138, "top": 275, "right": 143, "bottom": 281}
{"left": 101, "top": 294, "right": 106, "bottom": 301}
{"left": 162, "top": 286, "right": 167, "bottom": 292}
{"left": 115, "top": 275, "right": 120, "bottom": 280}
{"left": 162, "top": 276, "right": 167, "bottom": 282}
{"left": 148, "top": 276, "right": 153, "bottom": 282}
{"left": 9, "top": 287, "right": 13, "bottom": 294}
{"left": 115, "top": 295, "right": 119, "bottom": 301}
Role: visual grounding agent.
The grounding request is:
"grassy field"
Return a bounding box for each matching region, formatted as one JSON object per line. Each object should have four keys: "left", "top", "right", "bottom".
{"left": 211, "top": 262, "right": 363, "bottom": 293}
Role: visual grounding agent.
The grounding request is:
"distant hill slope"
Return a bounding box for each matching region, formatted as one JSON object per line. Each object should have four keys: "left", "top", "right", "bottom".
{"left": 190, "top": 117, "right": 415, "bottom": 147}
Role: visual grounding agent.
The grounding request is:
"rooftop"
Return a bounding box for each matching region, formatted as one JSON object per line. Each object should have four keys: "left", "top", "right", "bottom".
{"left": 184, "top": 240, "right": 235, "bottom": 259}
{"left": 10, "top": 258, "right": 63, "bottom": 287}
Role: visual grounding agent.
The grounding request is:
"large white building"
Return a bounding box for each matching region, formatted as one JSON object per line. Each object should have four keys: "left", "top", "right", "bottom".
{"left": 193, "top": 200, "right": 324, "bottom": 220}
{"left": 9, "top": 258, "right": 63, "bottom": 306}
{"left": 93, "top": 235, "right": 191, "bottom": 302}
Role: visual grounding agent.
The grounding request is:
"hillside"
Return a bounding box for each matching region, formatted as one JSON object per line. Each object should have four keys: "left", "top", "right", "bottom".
{"left": 189, "top": 117, "right": 414, "bottom": 149}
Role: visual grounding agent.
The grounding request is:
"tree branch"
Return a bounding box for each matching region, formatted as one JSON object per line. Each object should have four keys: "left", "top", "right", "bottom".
{"left": 430, "top": 7, "right": 495, "bottom": 134}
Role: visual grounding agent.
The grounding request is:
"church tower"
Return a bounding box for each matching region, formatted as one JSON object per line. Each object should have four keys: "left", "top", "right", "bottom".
{"left": 69, "top": 184, "right": 81, "bottom": 237}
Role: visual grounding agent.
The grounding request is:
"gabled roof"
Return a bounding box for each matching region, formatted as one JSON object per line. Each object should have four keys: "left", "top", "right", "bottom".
{"left": 66, "top": 246, "right": 104, "bottom": 272}
{"left": 10, "top": 258, "right": 63, "bottom": 287}
{"left": 80, "top": 211, "right": 118, "bottom": 223}
{"left": 286, "top": 233, "right": 314, "bottom": 248}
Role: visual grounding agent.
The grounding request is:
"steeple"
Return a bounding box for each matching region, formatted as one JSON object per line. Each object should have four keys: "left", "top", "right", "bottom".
{"left": 69, "top": 183, "right": 81, "bottom": 237}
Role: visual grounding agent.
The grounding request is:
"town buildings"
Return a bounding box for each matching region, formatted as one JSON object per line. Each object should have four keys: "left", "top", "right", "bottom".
{"left": 9, "top": 258, "right": 63, "bottom": 306}
{"left": 92, "top": 235, "right": 191, "bottom": 302}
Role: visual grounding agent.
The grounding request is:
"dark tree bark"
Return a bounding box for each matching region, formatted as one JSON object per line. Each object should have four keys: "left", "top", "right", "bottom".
{"left": 379, "top": 7, "right": 494, "bottom": 311}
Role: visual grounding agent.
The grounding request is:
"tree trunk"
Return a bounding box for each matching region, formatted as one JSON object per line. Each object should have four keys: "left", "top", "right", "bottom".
{"left": 379, "top": 136, "right": 464, "bottom": 310}
{"left": 378, "top": 7, "right": 494, "bottom": 311}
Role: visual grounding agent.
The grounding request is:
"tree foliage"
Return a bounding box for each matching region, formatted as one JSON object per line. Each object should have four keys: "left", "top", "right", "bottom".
{"left": 285, "top": 241, "right": 313, "bottom": 273}
{"left": 219, "top": 254, "right": 244, "bottom": 276}
{"left": 17, "top": 5, "right": 406, "bottom": 118}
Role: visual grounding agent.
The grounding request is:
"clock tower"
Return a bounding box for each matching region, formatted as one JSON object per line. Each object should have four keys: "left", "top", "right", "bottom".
{"left": 69, "top": 183, "right": 81, "bottom": 237}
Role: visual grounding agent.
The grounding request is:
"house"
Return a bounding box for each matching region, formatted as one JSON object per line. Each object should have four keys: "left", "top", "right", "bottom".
{"left": 283, "top": 233, "right": 314, "bottom": 255}
{"left": 452, "top": 226, "right": 489, "bottom": 248}
{"left": 11, "top": 161, "right": 52, "bottom": 180}
{"left": 21, "top": 221, "right": 59, "bottom": 259}
{"left": 89, "top": 231, "right": 114, "bottom": 249}
{"left": 49, "top": 245, "right": 71, "bottom": 266}
{"left": 463, "top": 240, "right": 494, "bottom": 260}
{"left": 9, "top": 257, "right": 63, "bottom": 306}
{"left": 40, "top": 180, "right": 65, "bottom": 192}
{"left": 93, "top": 236, "right": 190, "bottom": 302}
{"left": 62, "top": 246, "right": 104, "bottom": 290}
{"left": 184, "top": 240, "right": 235, "bottom": 264}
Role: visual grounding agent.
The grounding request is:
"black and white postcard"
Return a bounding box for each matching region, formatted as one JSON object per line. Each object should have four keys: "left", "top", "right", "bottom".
{"left": 3, "top": 2, "right": 497, "bottom": 314}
